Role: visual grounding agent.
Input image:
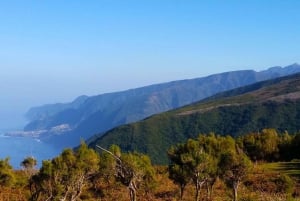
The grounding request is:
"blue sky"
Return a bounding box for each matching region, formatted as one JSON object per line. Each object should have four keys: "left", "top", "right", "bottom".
{"left": 0, "top": 0, "right": 300, "bottom": 129}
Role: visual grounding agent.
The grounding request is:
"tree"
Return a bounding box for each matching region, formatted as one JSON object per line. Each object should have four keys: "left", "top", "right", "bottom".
{"left": 96, "top": 145, "right": 155, "bottom": 201}
{"left": 239, "top": 129, "right": 280, "bottom": 162}
{"left": 29, "top": 160, "right": 54, "bottom": 201}
{"left": 260, "top": 129, "right": 280, "bottom": 160}
{"left": 184, "top": 139, "right": 212, "bottom": 201}
{"left": 30, "top": 142, "right": 100, "bottom": 201}
{"left": 98, "top": 144, "right": 121, "bottom": 184}
{"left": 120, "top": 153, "right": 155, "bottom": 201}
{"left": 197, "top": 133, "right": 234, "bottom": 200}
{"left": 218, "top": 149, "right": 251, "bottom": 201}
{"left": 0, "top": 157, "right": 15, "bottom": 187}
{"left": 21, "top": 156, "right": 37, "bottom": 176}
{"left": 283, "top": 133, "right": 300, "bottom": 160}
{"left": 168, "top": 139, "right": 215, "bottom": 201}
{"left": 168, "top": 144, "right": 191, "bottom": 200}
{"left": 168, "top": 162, "right": 190, "bottom": 200}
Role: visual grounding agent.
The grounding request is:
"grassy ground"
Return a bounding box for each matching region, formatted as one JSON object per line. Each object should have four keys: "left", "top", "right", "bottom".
{"left": 258, "top": 161, "right": 300, "bottom": 201}
{"left": 262, "top": 161, "right": 300, "bottom": 180}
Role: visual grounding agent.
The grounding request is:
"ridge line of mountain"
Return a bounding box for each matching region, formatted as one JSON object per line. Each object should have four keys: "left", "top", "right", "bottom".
{"left": 22, "top": 63, "right": 300, "bottom": 149}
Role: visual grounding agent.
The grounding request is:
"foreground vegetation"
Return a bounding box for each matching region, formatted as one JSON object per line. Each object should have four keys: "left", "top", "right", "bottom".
{"left": 0, "top": 129, "right": 300, "bottom": 201}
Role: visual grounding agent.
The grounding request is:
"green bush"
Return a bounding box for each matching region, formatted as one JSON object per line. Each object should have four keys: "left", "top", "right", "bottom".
{"left": 272, "top": 174, "right": 294, "bottom": 194}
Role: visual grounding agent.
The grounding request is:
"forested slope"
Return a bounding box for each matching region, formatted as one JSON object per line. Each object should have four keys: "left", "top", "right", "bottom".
{"left": 91, "top": 73, "right": 300, "bottom": 164}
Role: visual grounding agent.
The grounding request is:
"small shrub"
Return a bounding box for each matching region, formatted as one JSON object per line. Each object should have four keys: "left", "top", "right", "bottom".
{"left": 245, "top": 172, "right": 294, "bottom": 194}
{"left": 272, "top": 174, "right": 294, "bottom": 194}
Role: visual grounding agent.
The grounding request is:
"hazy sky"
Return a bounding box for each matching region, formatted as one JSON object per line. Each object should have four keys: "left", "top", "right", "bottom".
{"left": 0, "top": 0, "right": 300, "bottom": 129}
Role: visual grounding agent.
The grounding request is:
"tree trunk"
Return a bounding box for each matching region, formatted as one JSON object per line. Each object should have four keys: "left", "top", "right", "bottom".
{"left": 206, "top": 184, "right": 210, "bottom": 201}
{"left": 232, "top": 181, "right": 239, "bottom": 201}
{"left": 180, "top": 184, "right": 185, "bottom": 200}
{"left": 129, "top": 188, "right": 136, "bottom": 201}
{"left": 29, "top": 183, "right": 40, "bottom": 201}
{"left": 206, "top": 184, "right": 213, "bottom": 201}
{"left": 195, "top": 183, "right": 200, "bottom": 201}
{"left": 71, "top": 175, "right": 85, "bottom": 201}
{"left": 206, "top": 177, "right": 216, "bottom": 201}
{"left": 195, "top": 181, "right": 205, "bottom": 201}
{"left": 129, "top": 181, "right": 137, "bottom": 201}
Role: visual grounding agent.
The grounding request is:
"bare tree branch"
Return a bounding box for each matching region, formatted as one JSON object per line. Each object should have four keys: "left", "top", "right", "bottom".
{"left": 96, "top": 145, "right": 122, "bottom": 163}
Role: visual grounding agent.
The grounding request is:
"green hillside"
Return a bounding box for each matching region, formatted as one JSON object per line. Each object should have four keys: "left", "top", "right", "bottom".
{"left": 91, "top": 73, "right": 300, "bottom": 164}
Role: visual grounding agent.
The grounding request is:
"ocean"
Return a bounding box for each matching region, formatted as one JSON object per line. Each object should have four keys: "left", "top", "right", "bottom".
{"left": 0, "top": 132, "right": 61, "bottom": 169}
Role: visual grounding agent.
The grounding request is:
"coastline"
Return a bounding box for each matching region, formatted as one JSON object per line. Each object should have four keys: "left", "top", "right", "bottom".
{"left": 4, "top": 130, "right": 46, "bottom": 138}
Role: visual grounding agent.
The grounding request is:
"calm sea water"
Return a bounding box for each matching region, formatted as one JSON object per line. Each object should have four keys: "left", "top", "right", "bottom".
{"left": 0, "top": 133, "right": 61, "bottom": 169}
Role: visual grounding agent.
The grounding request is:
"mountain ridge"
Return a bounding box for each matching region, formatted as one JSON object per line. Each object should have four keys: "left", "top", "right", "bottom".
{"left": 23, "top": 64, "right": 300, "bottom": 148}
